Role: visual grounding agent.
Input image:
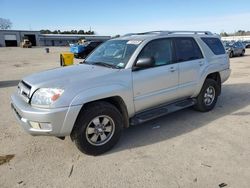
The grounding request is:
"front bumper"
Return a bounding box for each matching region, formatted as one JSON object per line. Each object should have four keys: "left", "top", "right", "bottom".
{"left": 11, "top": 93, "right": 82, "bottom": 136}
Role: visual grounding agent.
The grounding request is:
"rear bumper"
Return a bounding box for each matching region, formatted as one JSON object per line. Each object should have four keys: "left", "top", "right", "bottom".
{"left": 11, "top": 93, "right": 82, "bottom": 136}
{"left": 220, "top": 68, "right": 231, "bottom": 83}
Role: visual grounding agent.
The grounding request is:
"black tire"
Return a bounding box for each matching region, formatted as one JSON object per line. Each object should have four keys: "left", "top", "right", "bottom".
{"left": 71, "top": 101, "right": 123, "bottom": 155}
{"left": 193, "top": 79, "right": 219, "bottom": 112}
{"left": 241, "top": 50, "right": 245, "bottom": 56}
{"left": 229, "top": 51, "right": 233, "bottom": 58}
{"left": 60, "top": 55, "right": 65, "bottom": 66}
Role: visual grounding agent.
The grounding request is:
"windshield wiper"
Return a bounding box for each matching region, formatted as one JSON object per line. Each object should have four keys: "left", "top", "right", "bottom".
{"left": 92, "top": 62, "right": 118, "bottom": 69}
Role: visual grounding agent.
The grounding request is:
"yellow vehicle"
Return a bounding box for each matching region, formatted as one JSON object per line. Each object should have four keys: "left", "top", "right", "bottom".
{"left": 60, "top": 52, "right": 74, "bottom": 66}
{"left": 21, "top": 39, "right": 32, "bottom": 48}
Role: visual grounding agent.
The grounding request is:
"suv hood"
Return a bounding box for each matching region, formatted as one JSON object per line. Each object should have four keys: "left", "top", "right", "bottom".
{"left": 23, "top": 64, "right": 120, "bottom": 90}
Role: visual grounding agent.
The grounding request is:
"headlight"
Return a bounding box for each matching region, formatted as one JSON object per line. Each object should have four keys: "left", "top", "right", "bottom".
{"left": 31, "top": 88, "right": 64, "bottom": 107}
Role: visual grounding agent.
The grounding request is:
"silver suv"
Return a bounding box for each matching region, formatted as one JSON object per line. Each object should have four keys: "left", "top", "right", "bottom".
{"left": 11, "top": 31, "right": 231, "bottom": 155}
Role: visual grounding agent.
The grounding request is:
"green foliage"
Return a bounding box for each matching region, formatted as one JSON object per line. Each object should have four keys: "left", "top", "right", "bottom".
{"left": 0, "top": 18, "right": 12, "bottom": 30}
{"left": 40, "top": 29, "right": 95, "bottom": 35}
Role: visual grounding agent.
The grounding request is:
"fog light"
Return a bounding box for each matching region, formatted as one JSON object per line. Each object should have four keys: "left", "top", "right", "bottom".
{"left": 39, "top": 123, "right": 52, "bottom": 130}
{"left": 29, "top": 121, "right": 41, "bottom": 129}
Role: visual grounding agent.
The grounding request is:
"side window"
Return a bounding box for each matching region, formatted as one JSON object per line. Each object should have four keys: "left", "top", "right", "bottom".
{"left": 137, "top": 39, "right": 174, "bottom": 66}
{"left": 201, "top": 37, "right": 225, "bottom": 55}
{"left": 174, "top": 37, "right": 203, "bottom": 62}
{"left": 89, "top": 42, "right": 97, "bottom": 48}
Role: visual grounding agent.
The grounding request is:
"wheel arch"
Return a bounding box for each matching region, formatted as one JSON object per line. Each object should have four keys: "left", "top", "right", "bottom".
{"left": 194, "top": 71, "right": 222, "bottom": 97}
{"left": 74, "top": 96, "right": 130, "bottom": 131}
{"left": 206, "top": 72, "right": 221, "bottom": 95}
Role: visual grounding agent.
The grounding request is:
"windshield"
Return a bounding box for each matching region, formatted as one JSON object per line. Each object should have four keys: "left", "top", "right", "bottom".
{"left": 224, "top": 42, "right": 233, "bottom": 48}
{"left": 84, "top": 40, "right": 141, "bottom": 68}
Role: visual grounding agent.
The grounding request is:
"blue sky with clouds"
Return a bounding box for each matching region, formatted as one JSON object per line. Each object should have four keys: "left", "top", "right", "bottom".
{"left": 1, "top": 0, "right": 250, "bottom": 35}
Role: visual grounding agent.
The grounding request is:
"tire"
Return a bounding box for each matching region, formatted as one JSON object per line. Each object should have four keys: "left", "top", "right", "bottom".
{"left": 71, "top": 101, "right": 123, "bottom": 155}
{"left": 60, "top": 55, "right": 65, "bottom": 66}
{"left": 241, "top": 50, "right": 245, "bottom": 56}
{"left": 229, "top": 51, "right": 233, "bottom": 58}
{"left": 193, "top": 79, "right": 219, "bottom": 112}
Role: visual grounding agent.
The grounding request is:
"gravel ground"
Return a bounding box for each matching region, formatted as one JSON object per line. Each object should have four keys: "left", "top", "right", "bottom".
{"left": 0, "top": 47, "right": 250, "bottom": 188}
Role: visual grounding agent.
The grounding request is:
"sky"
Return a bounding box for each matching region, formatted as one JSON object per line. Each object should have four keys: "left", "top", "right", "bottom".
{"left": 1, "top": 0, "right": 250, "bottom": 35}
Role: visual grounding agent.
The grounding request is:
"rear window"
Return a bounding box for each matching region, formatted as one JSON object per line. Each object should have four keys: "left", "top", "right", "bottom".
{"left": 201, "top": 37, "right": 225, "bottom": 55}
{"left": 174, "top": 37, "right": 203, "bottom": 62}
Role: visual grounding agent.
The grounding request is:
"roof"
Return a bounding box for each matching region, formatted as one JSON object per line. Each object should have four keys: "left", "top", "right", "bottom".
{"left": 0, "top": 29, "right": 40, "bottom": 33}
{"left": 117, "top": 30, "right": 215, "bottom": 41}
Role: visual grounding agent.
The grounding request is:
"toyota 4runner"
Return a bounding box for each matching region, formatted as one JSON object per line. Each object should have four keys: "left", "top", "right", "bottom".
{"left": 11, "top": 31, "right": 231, "bottom": 155}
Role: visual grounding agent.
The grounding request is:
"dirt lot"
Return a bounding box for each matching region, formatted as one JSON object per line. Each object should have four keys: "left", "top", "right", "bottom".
{"left": 0, "top": 47, "right": 250, "bottom": 188}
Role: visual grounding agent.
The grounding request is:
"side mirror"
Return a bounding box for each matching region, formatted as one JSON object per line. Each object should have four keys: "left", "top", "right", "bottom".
{"left": 134, "top": 57, "right": 155, "bottom": 70}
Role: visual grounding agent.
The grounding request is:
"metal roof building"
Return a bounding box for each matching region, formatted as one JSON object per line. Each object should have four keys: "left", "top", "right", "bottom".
{"left": 0, "top": 30, "right": 40, "bottom": 47}
{"left": 0, "top": 30, "right": 111, "bottom": 47}
{"left": 39, "top": 34, "right": 111, "bottom": 46}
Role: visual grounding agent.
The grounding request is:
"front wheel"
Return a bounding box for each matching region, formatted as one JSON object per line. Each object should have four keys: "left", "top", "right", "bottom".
{"left": 193, "top": 79, "right": 219, "bottom": 112}
{"left": 71, "top": 102, "right": 123, "bottom": 155}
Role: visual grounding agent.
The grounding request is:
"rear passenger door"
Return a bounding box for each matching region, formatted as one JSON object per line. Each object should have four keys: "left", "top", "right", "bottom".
{"left": 174, "top": 37, "right": 204, "bottom": 98}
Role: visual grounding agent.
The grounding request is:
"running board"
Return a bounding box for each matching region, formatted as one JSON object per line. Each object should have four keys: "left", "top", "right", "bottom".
{"left": 130, "top": 99, "right": 196, "bottom": 125}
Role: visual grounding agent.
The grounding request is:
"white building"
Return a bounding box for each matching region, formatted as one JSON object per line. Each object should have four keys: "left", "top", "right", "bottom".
{"left": 221, "top": 35, "right": 250, "bottom": 41}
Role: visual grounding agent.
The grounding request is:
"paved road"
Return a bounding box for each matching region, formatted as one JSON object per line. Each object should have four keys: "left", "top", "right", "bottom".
{"left": 0, "top": 47, "right": 249, "bottom": 188}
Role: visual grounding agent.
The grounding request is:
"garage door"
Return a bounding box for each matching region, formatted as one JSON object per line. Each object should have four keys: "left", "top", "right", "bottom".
{"left": 4, "top": 35, "right": 17, "bottom": 40}
{"left": 5, "top": 34, "right": 18, "bottom": 47}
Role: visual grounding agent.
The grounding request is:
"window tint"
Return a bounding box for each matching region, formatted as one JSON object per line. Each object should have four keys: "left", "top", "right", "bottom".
{"left": 174, "top": 37, "right": 203, "bottom": 62}
{"left": 138, "top": 39, "right": 174, "bottom": 66}
{"left": 201, "top": 37, "right": 225, "bottom": 55}
{"left": 89, "top": 42, "right": 99, "bottom": 48}
{"left": 236, "top": 42, "right": 244, "bottom": 48}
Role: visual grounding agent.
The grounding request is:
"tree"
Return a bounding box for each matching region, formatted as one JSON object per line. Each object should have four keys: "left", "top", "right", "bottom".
{"left": 78, "top": 30, "right": 85, "bottom": 34}
{"left": 40, "top": 29, "right": 52, "bottom": 34}
{"left": 52, "top": 30, "right": 59, "bottom": 34}
{"left": 220, "top": 32, "right": 228, "bottom": 37}
{"left": 40, "top": 29, "right": 95, "bottom": 35}
{"left": 0, "top": 18, "right": 12, "bottom": 30}
{"left": 85, "top": 30, "right": 94, "bottom": 34}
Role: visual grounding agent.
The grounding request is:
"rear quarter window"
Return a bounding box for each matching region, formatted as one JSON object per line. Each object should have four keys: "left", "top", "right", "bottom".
{"left": 201, "top": 37, "right": 225, "bottom": 55}
{"left": 174, "top": 37, "right": 203, "bottom": 62}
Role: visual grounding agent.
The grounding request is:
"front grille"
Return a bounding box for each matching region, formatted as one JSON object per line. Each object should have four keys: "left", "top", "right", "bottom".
{"left": 17, "top": 80, "right": 31, "bottom": 103}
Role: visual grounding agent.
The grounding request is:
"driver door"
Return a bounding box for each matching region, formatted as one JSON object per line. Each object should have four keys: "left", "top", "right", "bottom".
{"left": 132, "top": 38, "right": 179, "bottom": 113}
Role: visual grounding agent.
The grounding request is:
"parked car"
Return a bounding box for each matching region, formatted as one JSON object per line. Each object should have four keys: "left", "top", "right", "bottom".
{"left": 70, "top": 41, "right": 103, "bottom": 58}
{"left": 224, "top": 41, "right": 245, "bottom": 58}
{"left": 242, "top": 41, "right": 250, "bottom": 48}
{"left": 11, "top": 31, "right": 230, "bottom": 155}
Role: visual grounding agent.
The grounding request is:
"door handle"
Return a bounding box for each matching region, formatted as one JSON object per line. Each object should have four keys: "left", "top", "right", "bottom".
{"left": 170, "top": 67, "right": 176, "bottom": 72}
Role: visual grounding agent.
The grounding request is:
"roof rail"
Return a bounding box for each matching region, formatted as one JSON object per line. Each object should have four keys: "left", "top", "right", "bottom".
{"left": 123, "top": 30, "right": 213, "bottom": 37}
{"left": 166, "top": 31, "right": 213, "bottom": 35}
{"left": 123, "top": 31, "right": 163, "bottom": 37}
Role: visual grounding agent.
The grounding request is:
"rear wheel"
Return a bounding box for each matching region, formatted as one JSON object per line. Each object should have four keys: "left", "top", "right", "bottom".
{"left": 229, "top": 51, "right": 233, "bottom": 58}
{"left": 193, "top": 79, "right": 219, "bottom": 112}
{"left": 71, "top": 102, "right": 123, "bottom": 155}
{"left": 241, "top": 50, "right": 245, "bottom": 56}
